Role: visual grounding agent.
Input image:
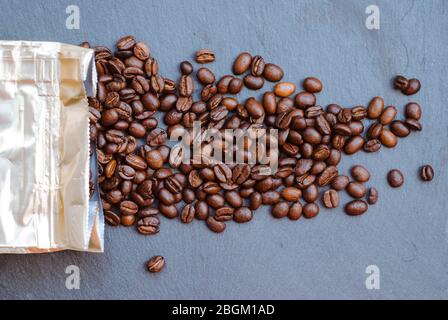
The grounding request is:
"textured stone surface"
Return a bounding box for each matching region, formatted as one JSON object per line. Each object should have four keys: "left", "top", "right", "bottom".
{"left": 0, "top": 0, "right": 447, "bottom": 299}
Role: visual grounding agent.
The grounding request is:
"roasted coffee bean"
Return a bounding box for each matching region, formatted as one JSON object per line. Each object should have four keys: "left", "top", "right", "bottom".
{"left": 201, "top": 84, "right": 218, "bottom": 102}
{"left": 214, "top": 163, "right": 232, "bottom": 183}
{"left": 387, "top": 169, "right": 404, "bottom": 188}
{"left": 158, "top": 188, "right": 175, "bottom": 205}
{"left": 331, "top": 175, "right": 349, "bottom": 191}
{"left": 104, "top": 160, "right": 117, "bottom": 178}
{"left": 101, "top": 109, "right": 119, "bottom": 126}
{"left": 197, "top": 67, "right": 215, "bottom": 85}
{"left": 327, "top": 104, "right": 342, "bottom": 115}
{"left": 225, "top": 191, "right": 243, "bottom": 208}
{"left": 232, "top": 164, "right": 251, "bottom": 184}
{"left": 245, "top": 97, "right": 265, "bottom": 119}
{"left": 295, "top": 174, "right": 316, "bottom": 189}
{"left": 337, "top": 108, "right": 352, "bottom": 123}
{"left": 420, "top": 165, "right": 434, "bottom": 182}
{"left": 350, "top": 165, "right": 370, "bottom": 182}
{"left": 233, "top": 52, "right": 252, "bottom": 75}
{"left": 262, "top": 92, "right": 277, "bottom": 115}
{"left": 367, "top": 187, "right": 379, "bottom": 205}
{"left": 305, "top": 105, "right": 324, "bottom": 118}
{"left": 317, "top": 166, "right": 338, "bottom": 187}
{"left": 104, "top": 210, "right": 120, "bottom": 226}
{"left": 206, "top": 216, "right": 226, "bottom": 233}
{"left": 379, "top": 106, "right": 397, "bottom": 125}
{"left": 141, "top": 92, "right": 160, "bottom": 111}
{"left": 243, "top": 75, "right": 264, "bottom": 90}
{"left": 367, "top": 123, "right": 383, "bottom": 139}
{"left": 147, "top": 255, "right": 164, "bottom": 273}
{"left": 138, "top": 207, "right": 159, "bottom": 218}
{"left": 251, "top": 165, "right": 272, "bottom": 180}
{"left": 215, "top": 207, "right": 234, "bottom": 222}
{"left": 137, "top": 216, "right": 160, "bottom": 235}
{"left": 346, "top": 182, "right": 367, "bottom": 199}
{"left": 120, "top": 215, "right": 136, "bottom": 226}
{"left": 281, "top": 187, "right": 302, "bottom": 202}
{"left": 231, "top": 207, "right": 252, "bottom": 223}
{"left": 120, "top": 200, "right": 139, "bottom": 216}
{"left": 249, "top": 192, "right": 262, "bottom": 210}
{"left": 313, "top": 145, "right": 330, "bottom": 161}
{"left": 367, "top": 97, "right": 384, "bottom": 119}
{"left": 332, "top": 134, "right": 346, "bottom": 150}
{"left": 179, "top": 75, "right": 194, "bottom": 97}
{"left": 303, "top": 203, "right": 319, "bottom": 219}
{"left": 261, "top": 191, "right": 280, "bottom": 205}
{"left": 195, "top": 49, "right": 215, "bottom": 64}
{"left": 404, "top": 118, "right": 422, "bottom": 131}
{"left": 180, "top": 61, "right": 193, "bottom": 75}
{"left": 216, "top": 75, "right": 233, "bottom": 93}
{"left": 405, "top": 102, "right": 422, "bottom": 120}
{"left": 345, "top": 200, "right": 368, "bottom": 216}
{"left": 326, "top": 149, "right": 342, "bottom": 166}
{"left": 322, "top": 189, "right": 339, "bottom": 208}
{"left": 302, "top": 128, "right": 322, "bottom": 144}
{"left": 274, "top": 82, "right": 296, "bottom": 97}
{"left": 379, "top": 129, "right": 398, "bottom": 148}
{"left": 348, "top": 121, "right": 364, "bottom": 136}
{"left": 263, "top": 63, "right": 284, "bottom": 82}
{"left": 228, "top": 78, "right": 244, "bottom": 94}
{"left": 394, "top": 75, "right": 408, "bottom": 91}
{"left": 333, "top": 123, "right": 352, "bottom": 136}
{"left": 125, "top": 154, "right": 147, "bottom": 171}
{"left": 206, "top": 194, "right": 225, "bottom": 209}
{"left": 344, "top": 136, "right": 365, "bottom": 154}
{"left": 251, "top": 55, "right": 265, "bottom": 76}
{"left": 364, "top": 139, "right": 381, "bottom": 153}
{"left": 351, "top": 106, "right": 367, "bottom": 120}
{"left": 195, "top": 201, "right": 209, "bottom": 220}
{"left": 288, "top": 202, "right": 302, "bottom": 220}
{"left": 402, "top": 78, "right": 421, "bottom": 95}
{"left": 390, "top": 120, "right": 410, "bottom": 137}
{"left": 271, "top": 202, "right": 289, "bottom": 218}
{"left": 303, "top": 77, "right": 322, "bottom": 93}
{"left": 315, "top": 115, "right": 331, "bottom": 135}
{"left": 294, "top": 92, "right": 316, "bottom": 109}
{"left": 310, "top": 161, "right": 327, "bottom": 175}
{"left": 133, "top": 42, "right": 150, "bottom": 60}
{"left": 202, "top": 181, "right": 221, "bottom": 194}
{"left": 180, "top": 204, "right": 195, "bottom": 224}
{"left": 145, "top": 150, "right": 164, "bottom": 169}
{"left": 303, "top": 184, "right": 319, "bottom": 203}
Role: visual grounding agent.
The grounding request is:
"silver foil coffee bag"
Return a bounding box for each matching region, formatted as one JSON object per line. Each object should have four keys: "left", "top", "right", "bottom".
{"left": 0, "top": 41, "right": 103, "bottom": 253}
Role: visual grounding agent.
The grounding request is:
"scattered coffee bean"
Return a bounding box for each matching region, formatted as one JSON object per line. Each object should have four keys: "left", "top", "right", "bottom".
{"left": 420, "top": 165, "right": 434, "bottom": 182}
{"left": 387, "top": 169, "right": 404, "bottom": 188}
{"left": 195, "top": 49, "right": 215, "bottom": 64}
{"left": 147, "top": 255, "right": 165, "bottom": 273}
{"left": 350, "top": 165, "right": 370, "bottom": 182}
{"left": 345, "top": 200, "right": 368, "bottom": 216}
{"left": 322, "top": 189, "right": 339, "bottom": 208}
{"left": 367, "top": 187, "right": 379, "bottom": 205}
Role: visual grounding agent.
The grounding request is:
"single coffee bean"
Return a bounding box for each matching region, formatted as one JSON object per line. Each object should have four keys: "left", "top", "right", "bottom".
{"left": 233, "top": 207, "right": 253, "bottom": 223}
{"left": 147, "top": 255, "right": 165, "bottom": 273}
{"left": 121, "top": 215, "right": 136, "bottom": 227}
{"left": 120, "top": 200, "right": 139, "bottom": 215}
{"left": 206, "top": 216, "right": 226, "bottom": 233}
{"left": 280, "top": 187, "right": 302, "bottom": 202}
{"left": 348, "top": 121, "right": 364, "bottom": 136}
{"left": 367, "top": 187, "right": 379, "bottom": 205}
{"left": 327, "top": 104, "right": 342, "bottom": 115}
{"left": 326, "top": 149, "right": 342, "bottom": 166}
{"left": 379, "top": 106, "right": 397, "bottom": 125}
{"left": 194, "top": 201, "right": 209, "bottom": 220}
{"left": 394, "top": 75, "right": 408, "bottom": 91}
{"left": 350, "top": 165, "right": 370, "bottom": 182}
{"left": 346, "top": 182, "right": 367, "bottom": 199}
{"left": 364, "top": 139, "right": 381, "bottom": 153}
{"left": 104, "top": 210, "right": 120, "bottom": 226}
{"left": 387, "top": 169, "right": 404, "bottom": 188}
{"left": 345, "top": 200, "right": 368, "bottom": 216}
{"left": 233, "top": 52, "right": 252, "bottom": 75}
{"left": 214, "top": 207, "right": 234, "bottom": 222}
{"left": 351, "top": 106, "right": 367, "bottom": 120}
{"left": 178, "top": 75, "right": 194, "bottom": 97}
{"left": 249, "top": 192, "right": 262, "bottom": 210}
{"left": 195, "top": 49, "right": 215, "bottom": 63}
{"left": 405, "top": 102, "right": 422, "bottom": 120}
{"left": 331, "top": 175, "right": 350, "bottom": 191}
{"left": 243, "top": 75, "right": 265, "bottom": 90}
{"left": 245, "top": 97, "right": 265, "bottom": 119}
{"left": 390, "top": 120, "right": 410, "bottom": 137}
{"left": 303, "top": 203, "right": 320, "bottom": 219}
{"left": 214, "top": 163, "right": 232, "bottom": 183}
{"left": 404, "top": 118, "right": 422, "bottom": 131}
{"left": 420, "top": 165, "right": 434, "bottom": 182}
{"left": 196, "top": 67, "right": 215, "bottom": 85}
{"left": 145, "top": 149, "right": 164, "bottom": 169}
{"left": 379, "top": 129, "right": 398, "bottom": 148}
{"left": 322, "top": 189, "right": 339, "bottom": 208}
{"left": 228, "top": 78, "right": 244, "bottom": 94}
{"left": 251, "top": 55, "right": 265, "bottom": 76}
{"left": 337, "top": 108, "right": 352, "bottom": 123}
{"left": 295, "top": 92, "right": 316, "bottom": 109}
{"left": 344, "top": 136, "right": 365, "bottom": 154}
{"left": 217, "top": 75, "right": 233, "bottom": 93}
{"left": 263, "top": 63, "right": 284, "bottom": 82}
{"left": 271, "top": 202, "right": 289, "bottom": 218}
{"left": 206, "top": 194, "right": 225, "bottom": 209}
{"left": 367, "top": 123, "right": 383, "bottom": 139}
{"left": 402, "top": 78, "right": 421, "bottom": 95}
{"left": 180, "top": 204, "right": 195, "bottom": 224}
{"left": 303, "top": 184, "right": 319, "bottom": 203}
{"left": 261, "top": 191, "right": 280, "bottom": 205}
{"left": 133, "top": 42, "right": 150, "bottom": 60}
{"left": 288, "top": 202, "right": 303, "bottom": 220}
{"left": 274, "top": 82, "right": 296, "bottom": 97}
{"left": 303, "top": 77, "right": 323, "bottom": 93}
{"left": 137, "top": 216, "right": 160, "bottom": 235}
{"left": 180, "top": 61, "right": 193, "bottom": 75}
{"left": 317, "top": 166, "right": 338, "bottom": 186}
{"left": 158, "top": 188, "right": 175, "bottom": 205}
{"left": 225, "top": 191, "right": 243, "bottom": 208}
{"left": 367, "top": 97, "right": 384, "bottom": 119}
{"left": 158, "top": 204, "right": 177, "bottom": 219}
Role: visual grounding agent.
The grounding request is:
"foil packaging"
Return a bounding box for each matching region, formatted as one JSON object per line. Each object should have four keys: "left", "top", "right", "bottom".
{"left": 0, "top": 41, "right": 103, "bottom": 253}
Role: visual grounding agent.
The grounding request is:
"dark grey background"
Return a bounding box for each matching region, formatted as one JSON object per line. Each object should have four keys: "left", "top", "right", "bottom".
{"left": 1, "top": 0, "right": 447, "bottom": 299}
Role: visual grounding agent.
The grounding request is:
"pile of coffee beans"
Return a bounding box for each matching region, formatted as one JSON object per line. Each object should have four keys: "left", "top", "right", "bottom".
{"left": 83, "top": 35, "right": 431, "bottom": 247}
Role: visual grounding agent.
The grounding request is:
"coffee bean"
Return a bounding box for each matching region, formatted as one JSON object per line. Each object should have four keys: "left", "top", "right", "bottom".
{"left": 133, "top": 42, "right": 150, "bottom": 60}
{"left": 206, "top": 194, "right": 225, "bottom": 209}
{"left": 233, "top": 52, "right": 252, "bottom": 75}
{"left": 379, "top": 129, "right": 398, "bottom": 148}
{"left": 194, "top": 201, "right": 209, "bottom": 220}
{"left": 367, "top": 123, "right": 383, "bottom": 139}
{"left": 120, "top": 200, "right": 139, "bottom": 215}
{"left": 271, "top": 202, "right": 289, "bottom": 218}
{"left": 337, "top": 108, "right": 352, "bottom": 123}
{"left": 197, "top": 67, "right": 215, "bottom": 85}
{"left": 394, "top": 75, "right": 408, "bottom": 91}
{"left": 137, "top": 216, "right": 160, "bottom": 235}
{"left": 105, "top": 210, "right": 120, "bottom": 226}
{"left": 280, "top": 187, "right": 302, "bottom": 202}
{"left": 121, "top": 215, "right": 136, "bottom": 226}
{"left": 351, "top": 106, "right": 367, "bottom": 120}
{"left": 206, "top": 216, "right": 226, "bottom": 233}
{"left": 138, "top": 207, "right": 158, "bottom": 219}
{"left": 225, "top": 191, "right": 243, "bottom": 208}
{"left": 303, "top": 203, "right": 320, "bottom": 219}
{"left": 145, "top": 150, "right": 164, "bottom": 169}
{"left": 244, "top": 75, "right": 264, "bottom": 90}
{"left": 402, "top": 78, "right": 421, "bottom": 95}
{"left": 158, "top": 188, "right": 175, "bottom": 205}
{"left": 346, "top": 182, "right": 367, "bottom": 199}
{"left": 288, "top": 202, "right": 302, "bottom": 220}
{"left": 249, "top": 192, "right": 262, "bottom": 210}
{"left": 344, "top": 136, "right": 365, "bottom": 154}
{"left": 251, "top": 55, "right": 265, "bottom": 76}
{"left": 261, "top": 191, "right": 280, "bottom": 205}
{"left": 303, "top": 77, "right": 323, "bottom": 93}
{"left": 228, "top": 78, "right": 244, "bottom": 94}
{"left": 274, "top": 82, "right": 296, "bottom": 97}
{"left": 350, "top": 165, "right": 370, "bottom": 182}
{"left": 379, "top": 106, "right": 397, "bottom": 125}
{"left": 367, "top": 97, "right": 384, "bottom": 119}
{"left": 404, "top": 118, "right": 422, "bottom": 131}
{"left": 245, "top": 97, "right": 265, "bottom": 119}
{"left": 214, "top": 207, "right": 234, "bottom": 222}
{"left": 180, "top": 204, "right": 195, "bottom": 224}
{"left": 331, "top": 175, "right": 350, "bottom": 191}
{"left": 214, "top": 163, "right": 232, "bottom": 183}
{"left": 420, "top": 165, "right": 434, "bottom": 182}
{"left": 195, "top": 49, "right": 215, "bottom": 64}
{"left": 363, "top": 139, "right": 381, "bottom": 153}
{"left": 322, "top": 189, "right": 339, "bottom": 208}
{"left": 345, "top": 200, "right": 368, "bottom": 216}
{"left": 367, "top": 187, "right": 379, "bottom": 205}
{"left": 179, "top": 75, "right": 194, "bottom": 97}
{"left": 405, "top": 102, "right": 422, "bottom": 120}
{"left": 387, "top": 169, "right": 404, "bottom": 188}
{"left": 296, "top": 173, "right": 316, "bottom": 189}
{"left": 390, "top": 120, "right": 410, "bottom": 137}
{"left": 263, "top": 63, "right": 284, "bottom": 82}
{"left": 303, "top": 184, "right": 319, "bottom": 203}
{"left": 180, "top": 61, "right": 193, "bottom": 75}
{"left": 317, "top": 166, "right": 338, "bottom": 187}
{"left": 147, "top": 255, "right": 164, "bottom": 273}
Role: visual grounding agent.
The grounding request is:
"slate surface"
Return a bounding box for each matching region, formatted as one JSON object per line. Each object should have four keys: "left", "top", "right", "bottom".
{"left": 0, "top": 0, "right": 447, "bottom": 300}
